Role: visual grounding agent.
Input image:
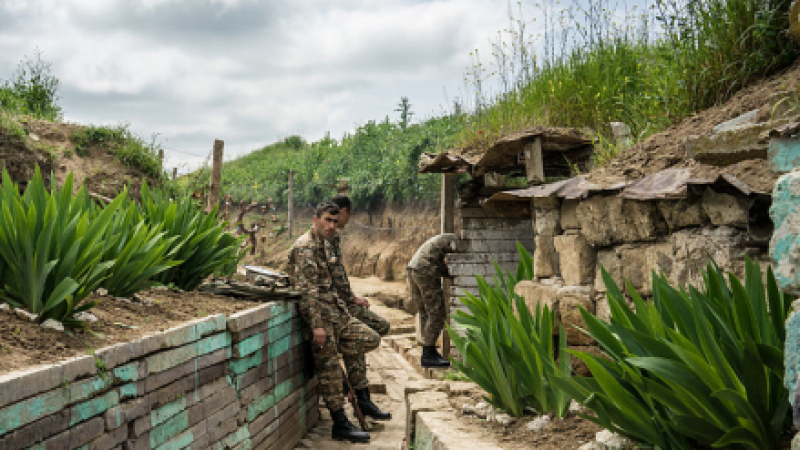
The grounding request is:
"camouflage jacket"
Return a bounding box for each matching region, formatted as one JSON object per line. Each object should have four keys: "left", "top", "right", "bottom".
{"left": 407, "top": 233, "right": 457, "bottom": 279}
{"left": 325, "top": 232, "right": 355, "bottom": 303}
{"left": 288, "top": 228, "right": 349, "bottom": 329}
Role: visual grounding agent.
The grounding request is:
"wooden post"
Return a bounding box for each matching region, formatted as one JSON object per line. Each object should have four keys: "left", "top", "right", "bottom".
{"left": 207, "top": 140, "right": 224, "bottom": 212}
{"left": 288, "top": 169, "right": 295, "bottom": 238}
{"left": 441, "top": 173, "right": 455, "bottom": 359}
{"left": 524, "top": 136, "right": 545, "bottom": 185}
{"left": 172, "top": 167, "right": 178, "bottom": 180}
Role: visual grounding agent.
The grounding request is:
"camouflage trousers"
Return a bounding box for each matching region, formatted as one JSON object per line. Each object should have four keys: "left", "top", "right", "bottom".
{"left": 407, "top": 268, "right": 445, "bottom": 346}
{"left": 345, "top": 303, "right": 390, "bottom": 390}
{"left": 302, "top": 302, "right": 381, "bottom": 412}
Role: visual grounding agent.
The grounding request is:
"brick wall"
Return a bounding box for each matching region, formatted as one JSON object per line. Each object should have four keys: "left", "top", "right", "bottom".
{"left": 0, "top": 300, "right": 318, "bottom": 450}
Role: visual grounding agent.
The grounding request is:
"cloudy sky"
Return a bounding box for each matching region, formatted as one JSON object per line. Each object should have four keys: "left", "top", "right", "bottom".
{"left": 0, "top": 0, "right": 649, "bottom": 172}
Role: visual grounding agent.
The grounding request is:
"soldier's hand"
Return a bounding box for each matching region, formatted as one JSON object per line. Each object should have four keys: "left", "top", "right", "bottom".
{"left": 354, "top": 296, "right": 370, "bottom": 308}
{"left": 312, "top": 327, "right": 326, "bottom": 347}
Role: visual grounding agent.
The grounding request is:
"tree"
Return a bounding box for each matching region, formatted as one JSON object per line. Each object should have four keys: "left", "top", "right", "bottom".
{"left": 395, "top": 97, "right": 414, "bottom": 130}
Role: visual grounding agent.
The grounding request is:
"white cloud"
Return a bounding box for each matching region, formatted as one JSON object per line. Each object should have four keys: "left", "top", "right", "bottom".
{"left": 0, "top": 0, "right": 649, "bottom": 174}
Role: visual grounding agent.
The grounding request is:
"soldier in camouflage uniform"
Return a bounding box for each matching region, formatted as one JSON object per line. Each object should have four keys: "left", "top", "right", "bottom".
{"left": 407, "top": 233, "right": 457, "bottom": 367}
{"left": 289, "top": 202, "right": 379, "bottom": 443}
{"left": 328, "top": 194, "right": 391, "bottom": 420}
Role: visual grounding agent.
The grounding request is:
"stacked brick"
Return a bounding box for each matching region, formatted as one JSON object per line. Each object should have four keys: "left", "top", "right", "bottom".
{"left": 0, "top": 300, "right": 318, "bottom": 450}
{"left": 446, "top": 206, "right": 535, "bottom": 319}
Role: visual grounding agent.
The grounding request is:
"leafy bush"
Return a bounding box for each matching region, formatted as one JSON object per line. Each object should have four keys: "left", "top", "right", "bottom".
{"left": 448, "top": 243, "right": 572, "bottom": 417}
{"left": 0, "top": 51, "right": 61, "bottom": 121}
{"left": 0, "top": 168, "right": 118, "bottom": 327}
{"left": 553, "top": 258, "right": 792, "bottom": 449}
{"left": 138, "top": 182, "right": 246, "bottom": 290}
{"left": 99, "top": 202, "right": 180, "bottom": 297}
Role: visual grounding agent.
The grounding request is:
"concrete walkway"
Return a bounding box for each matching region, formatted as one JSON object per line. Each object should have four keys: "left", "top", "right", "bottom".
{"left": 294, "top": 285, "right": 422, "bottom": 450}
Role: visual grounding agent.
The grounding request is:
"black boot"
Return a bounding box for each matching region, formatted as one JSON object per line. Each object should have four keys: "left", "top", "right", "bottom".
{"left": 421, "top": 346, "right": 450, "bottom": 368}
{"left": 331, "top": 408, "right": 370, "bottom": 443}
{"left": 356, "top": 388, "right": 392, "bottom": 421}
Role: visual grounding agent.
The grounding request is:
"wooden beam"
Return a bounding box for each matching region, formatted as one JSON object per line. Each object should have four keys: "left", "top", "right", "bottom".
{"left": 207, "top": 139, "right": 224, "bottom": 212}
{"left": 524, "top": 136, "right": 544, "bottom": 185}
{"left": 441, "top": 173, "right": 455, "bottom": 359}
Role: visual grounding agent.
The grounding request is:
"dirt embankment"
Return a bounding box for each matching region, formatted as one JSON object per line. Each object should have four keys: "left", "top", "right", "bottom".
{"left": 0, "top": 118, "right": 157, "bottom": 197}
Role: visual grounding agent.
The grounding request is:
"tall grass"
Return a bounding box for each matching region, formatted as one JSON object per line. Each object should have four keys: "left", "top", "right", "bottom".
{"left": 0, "top": 50, "right": 61, "bottom": 121}
{"left": 455, "top": 0, "right": 799, "bottom": 161}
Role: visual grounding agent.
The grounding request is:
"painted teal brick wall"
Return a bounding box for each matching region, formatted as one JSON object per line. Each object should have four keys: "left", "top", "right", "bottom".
{"left": 0, "top": 300, "right": 319, "bottom": 450}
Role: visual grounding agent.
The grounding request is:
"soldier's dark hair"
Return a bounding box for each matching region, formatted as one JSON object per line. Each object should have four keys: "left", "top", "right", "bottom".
{"left": 331, "top": 194, "right": 352, "bottom": 212}
{"left": 315, "top": 201, "right": 340, "bottom": 218}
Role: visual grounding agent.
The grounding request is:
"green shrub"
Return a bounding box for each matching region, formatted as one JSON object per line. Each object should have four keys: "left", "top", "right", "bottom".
{"left": 71, "top": 125, "right": 164, "bottom": 179}
{"left": 0, "top": 51, "right": 62, "bottom": 121}
{"left": 448, "top": 243, "right": 572, "bottom": 417}
{"left": 0, "top": 168, "right": 119, "bottom": 327}
{"left": 137, "top": 181, "right": 246, "bottom": 290}
{"left": 552, "top": 258, "right": 792, "bottom": 449}
{"left": 99, "top": 202, "right": 181, "bottom": 297}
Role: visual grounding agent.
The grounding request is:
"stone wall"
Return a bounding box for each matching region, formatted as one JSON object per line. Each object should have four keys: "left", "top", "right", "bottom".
{"left": 0, "top": 300, "right": 318, "bottom": 450}
{"left": 508, "top": 188, "right": 769, "bottom": 376}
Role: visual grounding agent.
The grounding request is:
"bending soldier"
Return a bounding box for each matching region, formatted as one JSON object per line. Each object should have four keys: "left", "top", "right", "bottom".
{"left": 289, "top": 202, "right": 381, "bottom": 443}
{"left": 327, "top": 194, "right": 391, "bottom": 420}
{"left": 407, "top": 233, "right": 457, "bottom": 368}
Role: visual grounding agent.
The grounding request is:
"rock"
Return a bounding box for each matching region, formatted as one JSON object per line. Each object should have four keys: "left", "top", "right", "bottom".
{"left": 596, "top": 430, "right": 633, "bottom": 449}
{"left": 525, "top": 415, "right": 551, "bottom": 432}
{"left": 610, "top": 122, "right": 632, "bottom": 147}
{"left": 701, "top": 187, "right": 753, "bottom": 228}
{"left": 95, "top": 288, "right": 109, "bottom": 296}
{"left": 712, "top": 109, "right": 758, "bottom": 133}
{"left": 671, "top": 227, "right": 745, "bottom": 288}
{"left": 559, "top": 291, "right": 595, "bottom": 345}
{"left": 533, "top": 196, "right": 560, "bottom": 235}
{"left": 594, "top": 248, "right": 620, "bottom": 293}
{"left": 151, "top": 285, "right": 169, "bottom": 291}
{"left": 514, "top": 280, "right": 562, "bottom": 332}
{"left": 560, "top": 200, "right": 580, "bottom": 230}
{"left": 473, "top": 401, "right": 493, "bottom": 419}
{"left": 619, "top": 243, "right": 673, "bottom": 296}
{"left": 569, "top": 400, "right": 584, "bottom": 414}
{"left": 41, "top": 319, "right": 65, "bottom": 332}
{"left": 534, "top": 235, "right": 559, "bottom": 278}
{"left": 0, "top": 303, "right": 9, "bottom": 311}
{"left": 578, "top": 442, "right": 606, "bottom": 450}
{"left": 770, "top": 170, "right": 800, "bottom": 296}
{"left": 493, "top": 413, "right": 513, "bottom": 426}
{"left": 657, "top": 198, "right": 708, "bottom": 231}
{"left": 14, "top": 308, "right": 38, "bottom": 322}
{"left": 554, "top": 234, "right": 596, "bottom": 286}
{"left": 74, "top": 312, "right": 98, "bottom": 323}
{"left": 577, "top": 196, "right": 666, "bottom": 246}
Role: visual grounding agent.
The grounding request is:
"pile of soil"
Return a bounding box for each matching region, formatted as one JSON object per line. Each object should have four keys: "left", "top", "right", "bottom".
{"left": 586, "top": 59, "right": 800, "bottom": 193}
{"left": 0, "top": 288, "right": 260, "bottom": 375}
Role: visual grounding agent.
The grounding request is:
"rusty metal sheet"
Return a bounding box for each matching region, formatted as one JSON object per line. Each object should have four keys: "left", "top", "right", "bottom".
{"left": 619, "top": 168, "right": 767, "bottom": 199}
{"left": 418, "top": 126, "right": 593, "bottom": 174}
{"left": 483, "top": 176, "right": 626, "bottom": 210}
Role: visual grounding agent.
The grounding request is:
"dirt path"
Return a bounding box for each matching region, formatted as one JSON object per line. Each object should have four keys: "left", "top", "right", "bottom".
{"left": 294, "top": 276, "right": 420, "bottom": 449}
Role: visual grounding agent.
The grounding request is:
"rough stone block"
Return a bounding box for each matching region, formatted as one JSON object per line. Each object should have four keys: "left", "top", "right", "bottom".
{"left": 595, "top": 295, "right": 611, "bottom": 322}
{"left": 558, "top": 291, "right": 595, "bottom": 345}
{"left": 619, "top": 243, "right": 674, "bottom": 296}
{"left": 86, "top": 423, "right": 128, "bottom": 450}
{"left": 685, "top": 119, "right": 778, "bottom": 165}
{"left": 414, "top": 411, "right": 503, "bottom": 450}
{"left": 560, "top": 199, "right": 580, "bottom": 230}
{"left": 161, "top": 314, "right": 227, "bottom": 349}
{"left": 658, "top": 198, "right": 708, "bottom": 231}
{"left": 577, "top": 196, "right": 667, "bottom": 246}
{"left": 227, "top": 302, "right": 290, "bottom": 333}
{"left": 594, "top": 248, "right": 620, "bottom": 293}
{"left": 514, "top": 280, "right": 563, "bottom": 326}
{"left": 771, "top": 170, "right": 800, "bottom": 296}
{"left": 567, "top": 345, "right": 608, "bottom": 377}
{"left": 701, "top": 187, "right": 753, "bottom": 228}
{"left": 554, "top": 234, "right": 596, "bottom": 286}
{"left": 769, "top": 137, "right": 800, "bottom": 174}
{"left": 533, "top": 196, "right": 561, "bottom": 235}
{"left": 672, "top": 227, "right": 745, "bottom": 289}
{"left": 0, "top": 410, "right": 70, "bottom": 449}
{"left": 533, "top": 235, "right": 559, "bottom": 278}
